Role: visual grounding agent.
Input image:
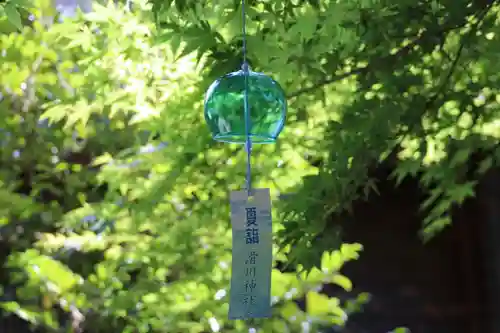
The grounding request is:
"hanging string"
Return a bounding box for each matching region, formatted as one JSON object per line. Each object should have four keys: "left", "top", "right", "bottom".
{"left": 241, "top": 0, "right": 252, "bottom": 196}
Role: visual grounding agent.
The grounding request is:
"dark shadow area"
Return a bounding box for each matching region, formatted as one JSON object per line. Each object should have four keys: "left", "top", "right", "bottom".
{"left": 334, "top": 165, "right": 488, "bottom": 333}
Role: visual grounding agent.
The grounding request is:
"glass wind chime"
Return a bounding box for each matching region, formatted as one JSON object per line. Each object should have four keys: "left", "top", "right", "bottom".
{"left": 203, "top": 0, "right": 287, "bottom": 320}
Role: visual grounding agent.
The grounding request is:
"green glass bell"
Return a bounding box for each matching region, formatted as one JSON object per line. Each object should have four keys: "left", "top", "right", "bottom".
{"left": 204, "top": 69, "right": 287, "bottom": 144}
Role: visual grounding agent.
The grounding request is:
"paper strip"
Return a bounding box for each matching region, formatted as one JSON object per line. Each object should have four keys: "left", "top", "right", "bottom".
{"left": 228, "top": 188, "right": 273, "bottom": 319}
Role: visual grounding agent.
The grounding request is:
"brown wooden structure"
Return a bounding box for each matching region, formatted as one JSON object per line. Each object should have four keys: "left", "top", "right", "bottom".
{"left": 337, "top": 166, "right": 491, "bottom": 333}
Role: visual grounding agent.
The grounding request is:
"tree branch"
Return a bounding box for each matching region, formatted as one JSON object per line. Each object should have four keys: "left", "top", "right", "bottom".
{"left": 288, "top": 1, "right": 497, "bottom": 99}
{"left": 288, "top": 30, "right": 441, "bottom": 99}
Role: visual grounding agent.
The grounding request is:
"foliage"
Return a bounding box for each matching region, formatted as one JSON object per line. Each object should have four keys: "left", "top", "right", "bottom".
{"left": 150, "top": 0, "right": 500, "bottom": 263}
{"left": 0, "top": 0, "right": 365, "bottom": 332}
{"left": 2, "top": 0, "right": 498, "bottom": 331}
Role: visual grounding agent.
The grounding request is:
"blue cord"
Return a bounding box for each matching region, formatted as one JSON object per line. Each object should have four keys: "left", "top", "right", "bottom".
{"left": 241, "top": 0, "right": 252, "bottom": 196}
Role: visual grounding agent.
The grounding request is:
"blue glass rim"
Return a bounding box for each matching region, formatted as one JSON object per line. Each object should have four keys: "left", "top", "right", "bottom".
{"left": 213, "top": 133, "right": 277, "bottom": 144}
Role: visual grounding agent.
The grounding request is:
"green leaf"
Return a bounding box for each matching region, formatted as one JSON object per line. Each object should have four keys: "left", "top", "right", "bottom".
{"left": 4, "top": 3, "right": 22, "bottom": 30}
{"left": 306, "top": 291, "right": 331, "bottom": 316}
{"left": 449, "top": 147, "right": 471, "bottom": 167}
{"left": 340, "top": 243, "right": 362, "bottom": 261}
{"left": 391, "top": 328, "right": 410, "bottom": 333}
{"left": 40, "top": 105, "right": 68, "bottom": 124}
{"left": 478, "top": 156, "right": 493, "bottom": 174}
{"left": 143, "top": 293, "right": 159, "bottom": 304}
{"left": 331, "top": 274, "right": 352, "bottom": 291}
{"left": 10, "top": 0, "right": 33, "bottom": 9}
{"left": 299, "top": 266, "right": 324, "bottom": 283}
{"left": 321, "top": 250, "right": 343, "bottom": 272}
{"left": 280, "top": 301, "right": 301, "bottom": 319}
{"left": 92, "top": 153, "right": 114, "bottom": 166}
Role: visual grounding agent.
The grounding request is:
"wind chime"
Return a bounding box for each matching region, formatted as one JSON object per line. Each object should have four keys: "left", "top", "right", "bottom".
{"left": 203, "top": 0, "right": 287, "bottom": 320}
